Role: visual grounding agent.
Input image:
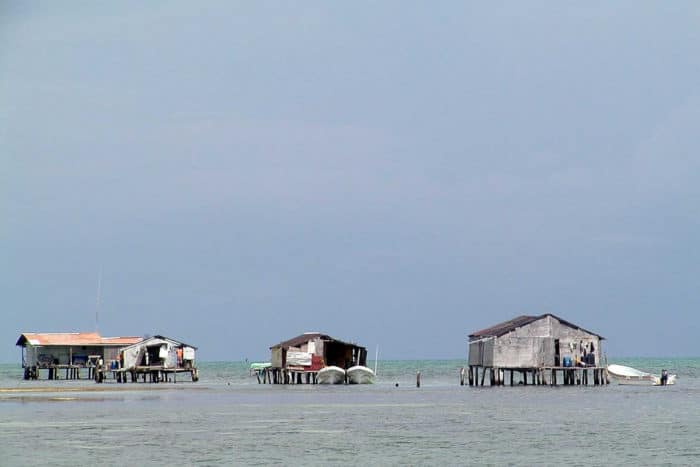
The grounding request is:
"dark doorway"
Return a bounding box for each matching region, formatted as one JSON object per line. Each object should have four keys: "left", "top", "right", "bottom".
{"left": 554, "top": 339, "right": 561, "bottom": 366}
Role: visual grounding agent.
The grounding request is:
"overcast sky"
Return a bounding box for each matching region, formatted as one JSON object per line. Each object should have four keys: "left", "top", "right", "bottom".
{"left": 2, "top": 2, "right": 700, "bottom": 362}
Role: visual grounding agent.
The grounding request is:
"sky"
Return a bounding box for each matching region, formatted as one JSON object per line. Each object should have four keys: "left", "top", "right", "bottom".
{"left": 2, "top": 2, "right": 700, "bottom": 363}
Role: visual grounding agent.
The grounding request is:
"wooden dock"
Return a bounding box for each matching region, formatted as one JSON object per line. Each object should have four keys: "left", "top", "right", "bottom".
{"left": 23, "top": 364, "right": 199, "bottom": 383}
{"left": 468, "top": 365, "right": 610, "bottom": 387}
{"left": 23, "top": 364, "right": 92, "bottom": 381}
{"left": 254, "top": 367, "right": 319, "bottom": 384}
{"left": 110, "top": 366, "right": 199, "bottom": 383}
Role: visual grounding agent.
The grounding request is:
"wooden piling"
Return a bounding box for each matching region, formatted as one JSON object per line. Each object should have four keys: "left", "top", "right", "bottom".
{"left": 416, "top": 371, "right": 421, "bottom": 388}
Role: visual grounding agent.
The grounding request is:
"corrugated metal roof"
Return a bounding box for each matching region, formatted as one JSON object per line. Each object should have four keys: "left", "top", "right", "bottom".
{"left": 469, "top": 314, "right": 604, "bottom": 340}
{"left": 469, "top": 315, "right": 539, "bottom": 339}
{"left": 100, "top": 336, "right": 145, "bottom": 345}
{"left": 270, "top": 332, "right": 365, "bottom": 350}
{"left": 16, "top": 332, "right": 143, "bottom": 347}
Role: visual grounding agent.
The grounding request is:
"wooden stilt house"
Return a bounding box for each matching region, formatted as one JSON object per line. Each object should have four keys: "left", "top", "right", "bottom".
{"left": 15, "top": 332, "right": 142, "bottom": 380}
{"left": 118, "top": 335, "right": 199, "bottom": 383}
{"left": 263, "top": 332, "right": 367, "bottom": 384}
{"left": 467, "top": 314, "right": 608, "bottom": 387}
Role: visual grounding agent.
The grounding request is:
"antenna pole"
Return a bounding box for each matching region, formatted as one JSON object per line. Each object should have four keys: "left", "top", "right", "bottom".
{"left": 374, "top": 345, "right": 379, "bottom": 375}
{"left": 96, "top": 268, "right": 102, "bottom": 333}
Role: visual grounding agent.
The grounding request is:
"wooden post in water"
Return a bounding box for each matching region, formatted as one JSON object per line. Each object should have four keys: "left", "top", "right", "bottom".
{"left": 460, "top": 367, "right": 465, "bottom": 386}
{"left": 416, "top": 371, "right": 421, "bottom": 388}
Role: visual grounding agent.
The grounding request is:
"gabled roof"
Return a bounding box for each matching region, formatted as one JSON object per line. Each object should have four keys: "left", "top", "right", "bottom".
{"left": 16, "top": 332, "right": 142, "bottom": 347}
{"left": 120, "top": 335, "right": 197, "bottom": 351}
{"left": 469, "top": 314, "right": 604, "bottom": 340}
{"left": 270, "top": 332, "right": 365, "bottom": 350}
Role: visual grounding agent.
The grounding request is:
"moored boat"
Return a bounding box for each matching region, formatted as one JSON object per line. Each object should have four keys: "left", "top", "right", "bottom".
{"left": 346, "top": 365, "right": 375, "bottom": 384}
{"left": 317, "top": 366, "right": 346, "bottom": 384}
{"left": 607, "top": 364, "right": 677, "bottom": 386}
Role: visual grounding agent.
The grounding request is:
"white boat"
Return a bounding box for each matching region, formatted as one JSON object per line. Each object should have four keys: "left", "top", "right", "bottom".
{"left": 607, "top": 364, "right": 677, "bottom": 386}
{"left": 346, "top": 365, "right": 375, "bottom": 384}
{"left": 317, "top": 366, "right": 346, "bottom": 384}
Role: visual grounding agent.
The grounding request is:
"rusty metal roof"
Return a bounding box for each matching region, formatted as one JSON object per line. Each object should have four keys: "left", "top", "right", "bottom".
{"left": 469, "top": 314, "right": 604, "bottom": 340}
{"left": 16, "top": 332, "right": 143, "bottom": 347}
{"left": 270, "top": 332, "right": 365, "bottom": 350}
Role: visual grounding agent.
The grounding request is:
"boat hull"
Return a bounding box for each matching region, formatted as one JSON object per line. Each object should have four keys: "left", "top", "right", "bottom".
{"left": 317, "top": 366, "right": 345, "bottom": 384}
{"left": 610, "top": 375, "right": 660, "bottom": 385}
{"left": 346, "top": 365, "right": 375, "bottom": 384}
{"left": 607, "top": 364, "right": 676, "bottom": 386}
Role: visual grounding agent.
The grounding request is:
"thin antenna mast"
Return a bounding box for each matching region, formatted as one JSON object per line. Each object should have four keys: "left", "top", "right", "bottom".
{"left": 96, "top": 268, "right": 102, "bottom": 333}
{"left": 374, "top": 345, "right": 379, "bottom": 375}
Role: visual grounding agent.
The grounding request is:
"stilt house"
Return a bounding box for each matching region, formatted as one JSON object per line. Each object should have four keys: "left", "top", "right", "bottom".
{"left": 120, "top": 335, "right": 197, "bottom": 370}
{"left": 15, "top": 332, "right": 142, "bottom": 380}
{"left": 270, "top": 332, "right": 367, "bottom": 372}
{"left": 468, "top": 314, "right": 606, "bottom": 386}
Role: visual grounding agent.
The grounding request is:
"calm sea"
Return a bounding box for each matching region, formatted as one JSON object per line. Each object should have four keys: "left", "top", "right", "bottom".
{"left": 1, "top": 358, "right": 699, "bottom": 466}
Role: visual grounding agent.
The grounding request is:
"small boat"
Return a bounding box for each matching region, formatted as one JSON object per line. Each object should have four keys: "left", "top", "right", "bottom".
{"left": 346, "top": 365, "right": 375, "bottom": 384}
{"left": 249, "top": 362, "right": 271, "bottom": 371}
{"left": 607, "top": 364, "right": 677, "bottom": 386}
{"left": 317, "top": 366, "right": 346, "bottom": 384}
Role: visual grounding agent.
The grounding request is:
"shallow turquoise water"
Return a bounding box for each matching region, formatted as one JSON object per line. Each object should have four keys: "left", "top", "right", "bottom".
{"left": 1, "top": 358, "right": 698, "bottom": 466}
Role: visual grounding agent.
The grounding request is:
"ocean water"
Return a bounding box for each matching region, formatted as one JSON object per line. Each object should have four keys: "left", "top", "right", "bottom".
{"left": 1, "top": 358, "right": 699, "bottom": 466}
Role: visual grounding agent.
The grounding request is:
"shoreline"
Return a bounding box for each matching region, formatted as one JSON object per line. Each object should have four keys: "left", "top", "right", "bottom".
{"left": 0, "top": 384, "right": 208, "bottom": 394}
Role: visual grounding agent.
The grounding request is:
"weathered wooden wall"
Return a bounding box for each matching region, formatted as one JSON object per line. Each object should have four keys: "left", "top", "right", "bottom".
{"left": 468, "top": 315, "right": 602, "bottom": 368}
{"left": 121, "top": 337, "right": 194, "bottom": 369}
{"left": 271, "top": 348, "right": 283, "bottom": 367}
{"left": 547, "top": 316, "right": 601, "bottom": 364}
{"left": 468, "top": 339, "right": 489, "bottom": 366}
{"left": 123, "top": 345, "right": 143, "bottom": 368}
{"left": 492, "top": 337, "right": 553, "bottom": 367}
